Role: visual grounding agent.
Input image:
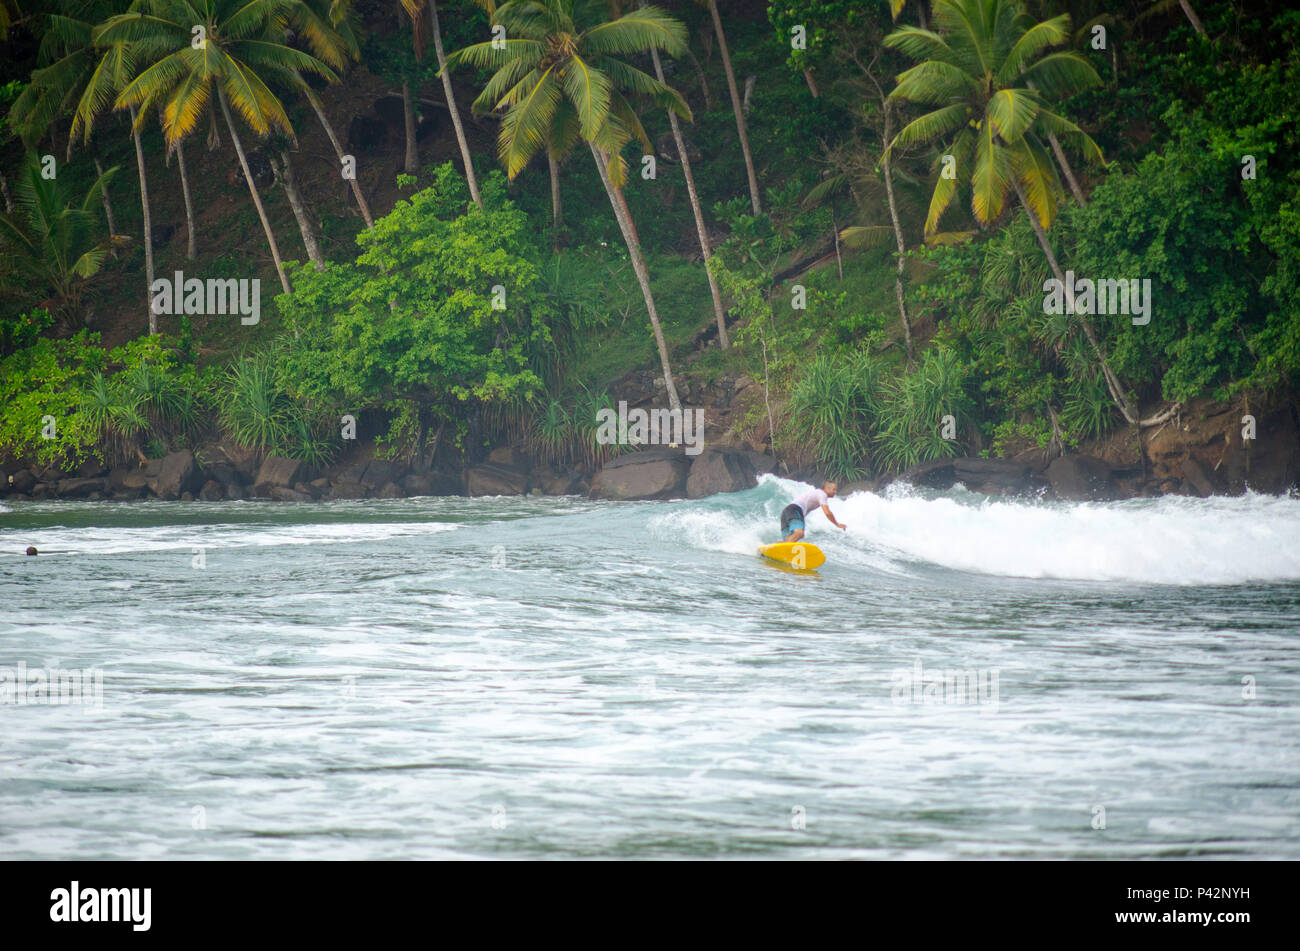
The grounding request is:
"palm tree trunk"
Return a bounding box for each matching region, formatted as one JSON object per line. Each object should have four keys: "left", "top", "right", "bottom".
{"left": 803, "top": 69, "right": 819, "bottom": 98}
{"left": 589, "top": 142, "right": 681, "bottom": 412}
{"left": 548, "top": 152, "right": 562, "bottom": 246}
{"left": 272, "top": 149, "right": 325, "bottom": 270}
{"left": 708, "top": 0, "right": 761, "bottom": 215}
{"left": 305, "top": 86, "right": 374, "bottom": 228}
{"left": 218, "top": 88, "right": 292, "bottom": 295}
{"left": 1178, "top": 0, "right": 1206, "bottom": 35}
{"left": 1049, "top": 132, "right": 1087, "bottom": 206}
{"left": 0, "top": 169, "right": 12, "bottom": 214}
{"left": 173, "top": 139, "right": 198, "bottom": 259}
{"left": 645, "top": 21, "right": 729, "bottom": 349}
{"left": 880, "top": 100, "right": 913, "bottom": 365}
{"left": 401, "top": 79, "right": 419, "bottom": 174}
{"left": 1012, "top": 177, "right": 1138, "bottom": 424}
{"left": 92, "top": 157, "right": 118, "bottom": 251}
{"left": 128, "top": 105, "right": 157, "bottom": 335}
{"left": 429, "top": 0, "right": 481, "bottom": 209}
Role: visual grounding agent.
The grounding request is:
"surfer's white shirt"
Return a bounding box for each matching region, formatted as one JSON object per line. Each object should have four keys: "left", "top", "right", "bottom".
{"left": 794, "top": 488, "right": 829, "bottom": 516}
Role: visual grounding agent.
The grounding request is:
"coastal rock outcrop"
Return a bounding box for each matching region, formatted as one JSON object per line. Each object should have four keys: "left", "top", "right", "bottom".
{"left": 685, "top": 449, "right": 758, "bottom": 498}
{"left": 589, "top": 449, "right": 690, "bottom": 501}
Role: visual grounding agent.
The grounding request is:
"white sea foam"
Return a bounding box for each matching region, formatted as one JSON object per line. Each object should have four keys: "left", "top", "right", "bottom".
{"left": 656, "top": 474, "right": 1300, "bottom": 585}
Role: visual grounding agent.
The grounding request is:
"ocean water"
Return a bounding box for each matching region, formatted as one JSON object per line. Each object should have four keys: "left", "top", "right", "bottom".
{"left": 1, "top": 476, "right": 1298, "bottom": 859}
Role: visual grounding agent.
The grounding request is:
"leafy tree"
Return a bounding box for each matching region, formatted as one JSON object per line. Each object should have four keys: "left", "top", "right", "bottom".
{"left": 446, "top": 0, "right": 692, "bottom": 410}
{"left": 0, "top": 153, "right": 120, "bottom": 325}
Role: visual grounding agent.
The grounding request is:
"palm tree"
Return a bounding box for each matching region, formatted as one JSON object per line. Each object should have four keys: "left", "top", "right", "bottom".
{"left": 641, "top": 0, "right": 727, "bottom": 348}
{"left": 11, "top": 1, "right": 162, "bottom": 331}
{"left": 0, "top": 154, "right": 122, "bottom": 326}
{"left": 404, "top": 0, "right": 483, "bottom": 209}
{"left": 886, "top": 0, "right": 1170, "bottom": 427}
{"left": 699, "top": 0, "right": 760, "bottom": 214}
{"left": 446, "top": 0, "right": 692, "bottom": 410}
{"left": 289, "top": 0, "right": 375, "bottom": 227}
{"left": 98, "top": 0, "right": 336, "bottom": 296}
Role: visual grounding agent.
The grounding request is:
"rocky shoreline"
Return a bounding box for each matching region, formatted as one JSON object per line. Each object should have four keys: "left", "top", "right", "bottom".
{"left": 3, "top": 395, "right": 1297, "bottom": 505}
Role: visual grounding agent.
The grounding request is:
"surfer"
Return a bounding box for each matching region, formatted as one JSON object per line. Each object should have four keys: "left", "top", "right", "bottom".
{"left": 780, "top": 481, "right": 847, "bottom": 543}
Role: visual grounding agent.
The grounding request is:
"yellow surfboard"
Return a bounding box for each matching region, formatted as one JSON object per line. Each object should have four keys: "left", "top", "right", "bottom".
{"left": 758, "top": 542, "right": 826, "bottom": 570}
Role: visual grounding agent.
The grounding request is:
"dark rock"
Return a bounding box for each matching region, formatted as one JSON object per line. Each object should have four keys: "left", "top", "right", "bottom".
{"left": 143, "top": 458, "right": 164, "bottom": 478}
{"left": 113, "top": 485, "right": 147, "bottom": 501}
{"left": 293, "top": 481, "right": 322, "bottom": 500}
{"left": 329, "top": 481, "right": 367, "bottom": 500}
{"left": 206, "top": 463, "right": 245, "bottom": 486}
{"left": 121, "top": 470, "right": 151, "bottom": 490}
{"left": 331, "top": 460, "right": 370, "bottom": 484}
{"left": 1181, "top": 458, "right": 1215, "bottom": 497}
{"left": 56, "top": 477, "right": 107, "bottom": 498}
{"left": 466, "top": 465, "right": 528, "bottom": 496}
{"left": 487, "top": 446, "right": 527, "bottom": 469}
{"left": 590, "top": 450, "right": 690, "bottom": 501}
{"left": 8, "top": 469, "right": 35, "bottom": 494}
{"left": 686, "top": 450, "right": 757, "bottom": 499}
{"left": 347, "top": 114, "right": 388, "bottom": 153}
{"left": 361, "top": 458, "right": 404, "bottom": 489}
{"left": 270, "top": 486, "right": 311, "bottom": 502}
{"left": 38, "top": 464, "right": 69, "bottom": 482}
{"left": 32, "top": 482, "right": 54, "bottom": 499}
{"left": 223, "top": 444, "right": 260, "bottom": 480}
{"left": 744, "top": 451, "right": 778, "bottom": 476}
{"left": 75, "top": 458, "right": 107, "bottom": 478}
{"left": 199, "top": 480, "right": 224, "bottom": 501}
{"left": 155, "top": 450, "right": 199, "bottom": 500}
{"left": 889, "top": 457, "right": 1047, "bottom": 496}
{"left": 1045, "top": 454, "right": 1121, "bottom": 501}
{"left": 377, "top": 481, "right": 404, "bottom": 499}
{"left": 180, "top": 491, "right": 194, "bottom": 502}
{"left": 225, "top": 483, "right": 246, "bottom": 501}
{"left": 150, "top": 223, "right": 176, "bottom": 246}
{"left": 541, "top": 471, "right": 585, "bottom": 496}
{"left": 254, "top": 455, "right": 303, "bottom": 490}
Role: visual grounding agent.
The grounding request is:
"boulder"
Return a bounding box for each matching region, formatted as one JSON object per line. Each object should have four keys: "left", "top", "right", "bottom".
{"left": 113, "top": 485, "right": 147, "bottom": 501}
{"left": 38, "top": 464, "right": 69, "bottom": 483}
{"left": 361, "top": 458, "right": 404, "bottom": 489}
{"left": 487, "top": 446, "right": 527, "bottom": 469}
{"left": 75, "top": 458, "right": 107, "bottom": 478}
{"left": 329, "top": 480, "right": 367, "bottom": 500}
{"left": 293, "top": 481, "right": 323, "bottom": 500}
{"left": 270, "top": 485, "right": 311, "bottom": 502}
{"left": 377, "top": 481, "right": 404, "bottom": 499}
{"left": 1045, "top": 454, "right": 1121, "bottom": 501}
{"left": 887, "top": 457, "right": 1047, "bottom": 496}
{"left": 466, "top": 464, "right": 528, "bottom": 496}
{"left": 206, "top": 463, "right": 245, "bottom": 486}
{"left": 254, "top": 455, "right": 303, "bottom": 490}
{"left": 590, "top": 449, "right": 690, "bottom": 501}
{"left": 121, "top": 470, "right": 151, "bottom": 490}
{"left": 180, "top": 491, "right": 194, "bottom": 502}
{"left": 8, "top": 469, "right": 35, "bottom": 494}
{"left": 56, "top": 477, "right": 107, "bottom": 498}
{"left": 1180, "top": 458, "right": 1215, "bottom": 497}
{"left": 155, "top": 450, "right": 199, "bottom": 500}
{"left": 224, "top": 483, "right": 246, "bottom": 501}
{"left": 541, "top": 471, "right": 586, "bottom": 496}
{"left": 686, "top": 450, "right": 758, "bottom": 499}
{"left": 198, "top": 480, "right": 224, "bottom": 501}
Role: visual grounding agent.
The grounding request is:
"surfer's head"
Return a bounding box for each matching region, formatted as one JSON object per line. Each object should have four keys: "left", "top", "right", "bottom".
{"left": 822, "top": 481, "right": 838, "bottom": 498}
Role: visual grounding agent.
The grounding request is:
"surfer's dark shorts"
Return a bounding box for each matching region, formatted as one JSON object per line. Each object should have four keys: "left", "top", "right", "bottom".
{"left": 780, "top": 503, "right": 805, "bottom": 535}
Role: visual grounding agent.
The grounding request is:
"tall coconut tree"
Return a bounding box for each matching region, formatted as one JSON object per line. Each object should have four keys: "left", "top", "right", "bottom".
{"left": 403, "top": 0, "right": 483, "bottom": 208}
{"left": 884, "top": 0, "right": 1173, "bottom": 426}
{"left": 289, "top": 0, "right": 375, "bottom": 227}
{"left": 446, "top": 0, "right": 692, "bottom": 410}
{"left": 98, "top": 0, "right": 336, "bottom": 296}
{"left": 11, "top": 1, "right": 161, "bottom": 331}
{"left": 639, "top": 0, "right": 727, "bottom": 347}
{"left": 698, "top": 0, "right": 760, "bottom": 214}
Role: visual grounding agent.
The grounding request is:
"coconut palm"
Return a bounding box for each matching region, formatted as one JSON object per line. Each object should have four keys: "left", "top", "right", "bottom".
{"left": 289, "top": 0, "right": 375, "bottom": 227}
{"left": 698, "top": 0, "right": 760, "bottom": 214}
{"left": 403, "top": 0, "right": 483, "bottom": 208}
{"left": 446, "top": 0, "right": 693, "bottom": 410}
{"left": 10, "top": 0, "right": 163, "bottom": 331}
{"left": 640, "top": 0, "right": 727, "bottom": 347}
{"left": 97, "top": 0, "right": 337, "bottom": 296}
{"left": 885, "top": 0, "right": 1171, "bottom": 426}
{"left": 0, "top": 154, "right": 122, "bottom": 325}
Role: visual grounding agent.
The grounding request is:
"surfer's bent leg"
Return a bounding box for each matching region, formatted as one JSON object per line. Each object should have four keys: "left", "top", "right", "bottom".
{"left": 779, "top": 504, "right": 805, "bottom": 543}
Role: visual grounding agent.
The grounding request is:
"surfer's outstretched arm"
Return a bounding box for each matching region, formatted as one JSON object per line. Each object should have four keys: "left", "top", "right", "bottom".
{"left": 821, "top": 504, "right": 847, "bottom": 531}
